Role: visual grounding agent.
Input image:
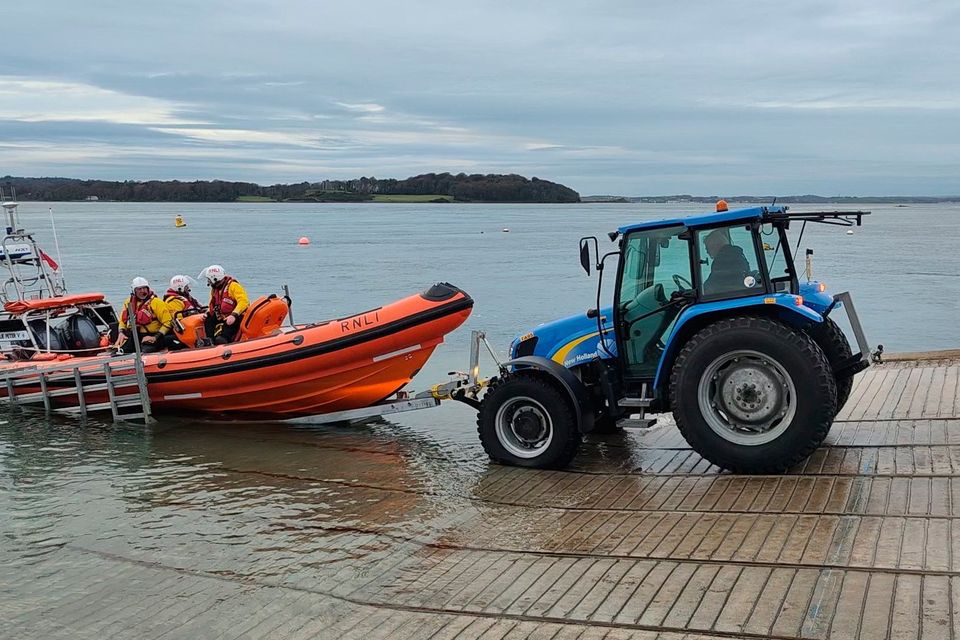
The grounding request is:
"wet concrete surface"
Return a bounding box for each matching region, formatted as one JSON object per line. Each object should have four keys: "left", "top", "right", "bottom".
{"left": 3, "top": 357, "right": 960, "bottom": 639}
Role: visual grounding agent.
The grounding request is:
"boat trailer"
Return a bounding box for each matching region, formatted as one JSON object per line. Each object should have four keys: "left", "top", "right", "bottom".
{"left": 277, "top": 329, "right": 497, "bottom": 426}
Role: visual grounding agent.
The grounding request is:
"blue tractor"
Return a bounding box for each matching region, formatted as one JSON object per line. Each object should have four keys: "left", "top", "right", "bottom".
{"left": 476, "top": 204, "right": 871, "bottom": 473}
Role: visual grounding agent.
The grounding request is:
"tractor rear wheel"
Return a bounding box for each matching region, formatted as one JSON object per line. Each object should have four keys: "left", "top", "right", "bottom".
{"left": 807, "top": 318, "right": 854, "bottom": 414}
{"left": 669, "top": 316, "right": 837, "bottom": 474}
{"left": 477, "top": 374, "right": 580, "bottom": 468}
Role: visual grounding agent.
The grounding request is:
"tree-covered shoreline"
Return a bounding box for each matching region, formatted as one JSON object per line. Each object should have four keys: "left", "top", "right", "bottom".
{"left": 2, "top": 173, "right": 581, "bottom": 203}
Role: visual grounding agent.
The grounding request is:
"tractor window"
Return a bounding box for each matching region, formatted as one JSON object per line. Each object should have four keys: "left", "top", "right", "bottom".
{"left": 762, "top": 224, "right": 794, "bottom": 292}
{"left": 619, "top": 238, "right": 648, "bottom": 303}
{"left": 699, "top": 225, "right": 764, "bottom": 299}
{"left": 617, "top": 226, "right": 692, "bottom": 379}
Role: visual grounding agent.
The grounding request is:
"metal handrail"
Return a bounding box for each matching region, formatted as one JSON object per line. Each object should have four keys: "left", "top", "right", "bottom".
{"left": 125, "top": 296, "right": 152, "bottom": 421}
{"left": 0, "top": 231, "right": 66, "bottom": 303}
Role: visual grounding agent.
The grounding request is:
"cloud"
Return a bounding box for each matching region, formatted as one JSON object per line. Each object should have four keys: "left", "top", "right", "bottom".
{"left": 525, "top": 143, "right": 565, "bottom": 151}
{"left": 0, "top": 77, "right": 196, "bottom": 125}
{"left": 152, "top": 127, "right": 357, "bottom": 150}
{"left": 335, "top": 102, "right": 386, "bottom": 114}
{"left": 712, "top": 96, "right": 960, "bottom": 111}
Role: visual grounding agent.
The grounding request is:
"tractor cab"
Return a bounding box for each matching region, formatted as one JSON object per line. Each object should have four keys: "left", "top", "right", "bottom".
{"left": 615, "top": 206, "right": 800, "bottom": 386}
{"left": 480, "top": 203, "right": 872, "bottom": 474}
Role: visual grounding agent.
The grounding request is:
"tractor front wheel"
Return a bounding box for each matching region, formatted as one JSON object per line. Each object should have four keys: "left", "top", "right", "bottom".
{"left": 669, "top": 316, "right": 837, "bottom": 473}
{"left": 477, "top": 374, "right": 580, "bottom": 468}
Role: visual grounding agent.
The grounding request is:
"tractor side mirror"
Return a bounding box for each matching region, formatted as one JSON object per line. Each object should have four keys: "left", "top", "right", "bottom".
{"left": 579, "top": 236, "right": 599, "bottom": 275}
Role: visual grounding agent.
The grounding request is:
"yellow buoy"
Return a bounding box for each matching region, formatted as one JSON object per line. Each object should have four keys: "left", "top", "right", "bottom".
{"left": 174, "top": 215, "right": 186, "bottom": 228}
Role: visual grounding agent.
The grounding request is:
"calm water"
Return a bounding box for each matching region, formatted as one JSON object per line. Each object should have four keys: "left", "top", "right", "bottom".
{"left": 2, "top": 201, "right": 958, "bottom": 628}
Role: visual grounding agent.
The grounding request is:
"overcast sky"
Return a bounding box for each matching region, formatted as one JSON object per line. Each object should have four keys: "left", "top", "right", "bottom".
{"left": 1, "top": 0, "right": 957, "bottom": 195}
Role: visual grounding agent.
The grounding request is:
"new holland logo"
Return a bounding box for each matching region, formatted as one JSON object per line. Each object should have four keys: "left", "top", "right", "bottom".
{"left": 562, "top": 337, "right": 617, "bottom": 367}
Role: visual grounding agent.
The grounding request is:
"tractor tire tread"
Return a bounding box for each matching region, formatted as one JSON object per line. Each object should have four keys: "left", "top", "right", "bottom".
{"left": 808, "top": 318, "right": 854, "bottom": 413}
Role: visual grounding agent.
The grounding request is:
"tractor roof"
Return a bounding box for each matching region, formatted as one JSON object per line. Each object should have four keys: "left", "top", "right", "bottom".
{"left": 617, "top": 205, "right": 788, "bottom": 235}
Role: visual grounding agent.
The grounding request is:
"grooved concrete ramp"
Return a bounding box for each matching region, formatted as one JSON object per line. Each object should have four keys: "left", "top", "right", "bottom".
{"left": 3, "top": 358, "right": 960, "bottom": 639}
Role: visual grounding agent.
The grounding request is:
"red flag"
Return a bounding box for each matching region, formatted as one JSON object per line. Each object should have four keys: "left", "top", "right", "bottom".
{"left": 39, "top": 249, "right": 59, "bottom": 271}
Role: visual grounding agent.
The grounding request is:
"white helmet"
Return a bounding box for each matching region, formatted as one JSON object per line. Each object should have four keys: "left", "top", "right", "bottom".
{"left": 131, "top": 276, "right": 149, "bottom": 290}
{"left": 170, "top": 274, "right": 192, "bottom": 293}
{"left": 200, "top": 264, "right": 226, "bottom": 286}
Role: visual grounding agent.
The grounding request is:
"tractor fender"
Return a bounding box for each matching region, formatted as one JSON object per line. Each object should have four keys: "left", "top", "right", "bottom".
{"left": 653, "top": 295, "right": 824, "bottom": 390}
{"left": 502, "top": 356, "right": 596, "bottom": 434}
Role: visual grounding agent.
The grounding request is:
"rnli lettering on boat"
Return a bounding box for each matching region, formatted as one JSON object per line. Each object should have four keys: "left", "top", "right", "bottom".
{"left": 340, "top": 310, "right": 381, "bottom": 333}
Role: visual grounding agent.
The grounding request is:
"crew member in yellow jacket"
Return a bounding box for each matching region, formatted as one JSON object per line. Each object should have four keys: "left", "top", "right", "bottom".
{"left": 114, "top": 277, "right": 173, "bottom": 353}
{"left": 199, "top": 264, "right": 250, "bottom": 344}
{"left": 163, "top": 274, "right": 204, "bottom": 350}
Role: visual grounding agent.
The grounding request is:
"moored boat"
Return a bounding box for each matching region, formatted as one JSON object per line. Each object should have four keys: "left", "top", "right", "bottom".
{"left": 0, "top": 189, "right": 121, "bottom": 359}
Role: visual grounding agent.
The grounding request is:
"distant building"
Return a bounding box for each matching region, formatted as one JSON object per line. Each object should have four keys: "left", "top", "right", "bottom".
{"left": 84, "top": 195, "right": 99, "bottom": 201}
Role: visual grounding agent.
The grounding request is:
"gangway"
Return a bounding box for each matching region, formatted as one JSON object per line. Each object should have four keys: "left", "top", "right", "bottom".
{"left": 0, "top": 352, "right": 152, "bottom": 423}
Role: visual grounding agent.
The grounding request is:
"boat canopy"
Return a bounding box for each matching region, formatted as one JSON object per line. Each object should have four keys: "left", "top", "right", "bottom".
{"left": 4, "top": 293, "right": 106, "bottom": 314}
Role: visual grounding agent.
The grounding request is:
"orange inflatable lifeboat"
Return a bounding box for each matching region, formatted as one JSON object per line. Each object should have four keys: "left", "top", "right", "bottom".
{"left": 0, "top": 283, "right": 473, "bottom": 419}
{"left": 143, "top": 282, "right": 472, "bottom": 417}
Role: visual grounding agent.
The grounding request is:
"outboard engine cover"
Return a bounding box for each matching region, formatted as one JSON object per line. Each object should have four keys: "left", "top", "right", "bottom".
{"left": 65, "top": 315, "right": 102, "bottom": 351}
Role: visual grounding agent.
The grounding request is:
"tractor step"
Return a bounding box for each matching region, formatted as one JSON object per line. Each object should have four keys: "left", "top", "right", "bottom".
{"left": 617, "top": 383, "right": 655, "bottom": 410}
{"left": 618, "top": 417, "right": 658, "bottom": 430}
{"left": 618, "top": 396, "right": 654, "bottom": 409}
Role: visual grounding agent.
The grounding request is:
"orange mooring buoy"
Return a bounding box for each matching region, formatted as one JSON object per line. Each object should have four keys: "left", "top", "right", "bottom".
{"left": 298, "top": 236, "right": 310, "bottom": 245}
{"left": 716, "top": 199, "right": 728, "bottom": 212}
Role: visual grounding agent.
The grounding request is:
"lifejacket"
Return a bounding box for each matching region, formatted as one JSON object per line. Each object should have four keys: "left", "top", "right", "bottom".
{"left": 210, "top": 276, "right": 239, "bottom": 317}
{"left": 121, "top": 292, "right": 157, "bottom": 327}
{"left": 164, "top": 289, "right": 200, "bottom": 312}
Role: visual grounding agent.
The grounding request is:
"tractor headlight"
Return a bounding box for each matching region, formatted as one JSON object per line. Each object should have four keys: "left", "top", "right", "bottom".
{"left": 513, "top": 333, "right": 538, "bottom": 358}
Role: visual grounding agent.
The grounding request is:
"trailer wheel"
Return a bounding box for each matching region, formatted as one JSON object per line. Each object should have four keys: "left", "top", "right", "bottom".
{"left": 669, "top": 316, "right": 837, "bottom": 474}
{"left": 477, "top": 374, "right": 580, "bottom": 468}
{"left": 807, "top": 318, "right": 854, "bottom": 414}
